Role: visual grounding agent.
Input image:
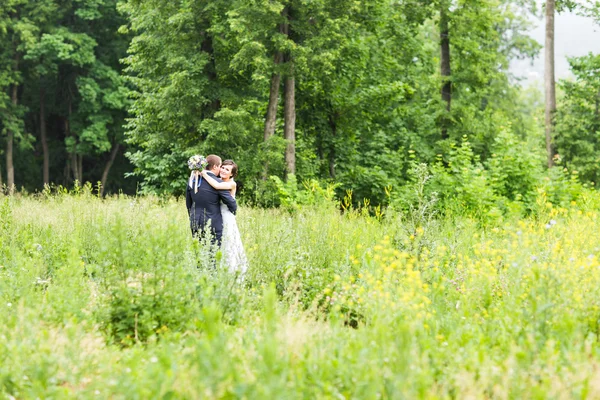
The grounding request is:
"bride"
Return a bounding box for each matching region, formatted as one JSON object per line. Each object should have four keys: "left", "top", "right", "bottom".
{"left": 200, "top": 160, "right": 248, "bottom": 277}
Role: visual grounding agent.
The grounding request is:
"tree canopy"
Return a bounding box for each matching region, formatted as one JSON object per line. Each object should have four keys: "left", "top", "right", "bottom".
{"left": 1, "top": 0, "right": 599, "bottom": 214}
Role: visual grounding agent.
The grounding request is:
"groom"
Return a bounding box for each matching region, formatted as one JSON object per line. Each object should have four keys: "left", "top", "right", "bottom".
{"left": 186, "top": 154, "right": 237, "bottom": 246}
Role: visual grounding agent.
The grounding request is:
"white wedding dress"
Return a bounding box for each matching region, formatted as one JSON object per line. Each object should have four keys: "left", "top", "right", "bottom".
{"left": 220, "top": 203, "right": 248, "bottom": 276}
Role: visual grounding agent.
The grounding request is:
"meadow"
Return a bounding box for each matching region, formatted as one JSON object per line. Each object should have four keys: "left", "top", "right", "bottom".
{"left": 2, "top": 188, "right": 600, "bottom": 399}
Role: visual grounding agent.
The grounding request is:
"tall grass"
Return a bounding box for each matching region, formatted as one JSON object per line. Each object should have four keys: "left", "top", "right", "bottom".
{"left": 2, "top": 190, "right": 600, "bottom": 398}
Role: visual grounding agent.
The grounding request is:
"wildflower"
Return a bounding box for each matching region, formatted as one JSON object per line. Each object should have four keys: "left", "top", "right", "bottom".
{"left": 35, "top": 277, "right": 51, "bottom": 285}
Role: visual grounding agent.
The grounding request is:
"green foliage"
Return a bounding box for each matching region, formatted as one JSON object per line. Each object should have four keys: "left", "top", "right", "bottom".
{"left": 118, "top": 0, "right": 544, "bottom": 208}
{"left": 269, "top": 174, "right": 339, "bottom": 213}
{"left": 536, "top": 164, "right": 591, "bottom": 209}
{"left": 1, "top": 0, "right": 559, "bottom": 213}
{"left": 555, "top": 53, "right": 600, "bottom": 185}
{"left": 0, "top": 0, "right": 132, "bottom": 193}
{"left": 429, "top": 135, "right": 498, "bottom": 218}
{"left": 4, "top": 0, "right": 600, "bottom": 230}
{"left": 486, "top": 128, "right": 543, "bottom": 202}
{"left": 394, "top": 132, "right": 562, "bottom": 222}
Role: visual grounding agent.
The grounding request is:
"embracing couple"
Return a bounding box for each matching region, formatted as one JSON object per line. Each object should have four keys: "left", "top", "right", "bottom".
{"left": 185, "top": 154, "right": 248, "bottom": 275}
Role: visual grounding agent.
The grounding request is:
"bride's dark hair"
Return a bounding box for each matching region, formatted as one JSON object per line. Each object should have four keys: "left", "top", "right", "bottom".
{"left": 222, "top": 160, "right": 238, "bottom": 178}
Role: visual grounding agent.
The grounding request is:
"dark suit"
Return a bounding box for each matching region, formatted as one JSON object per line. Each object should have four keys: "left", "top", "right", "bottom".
{"left": 186, "top": 171, "right": 237, "bottom": 246}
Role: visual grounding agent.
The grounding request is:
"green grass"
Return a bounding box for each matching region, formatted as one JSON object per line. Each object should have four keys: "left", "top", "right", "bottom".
{"left": 2, "top": 191, "right": 600, "bottom": 398}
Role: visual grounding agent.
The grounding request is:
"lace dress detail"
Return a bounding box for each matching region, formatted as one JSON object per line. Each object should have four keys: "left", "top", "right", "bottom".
{"left": 220, "top": 203, "right": 248, "bottom": 276}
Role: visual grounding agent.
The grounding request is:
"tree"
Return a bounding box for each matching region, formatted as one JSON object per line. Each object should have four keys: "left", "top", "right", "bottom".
{"left": 282, "top": 7, "right": 295, "bottom": 177}
{"left": 543, "top": 0, "right": 580, "bottom": 169}
{"left": 435, "top": 0, "right": 539, "bottom": 160}
{"left": 554, "top": 54, "right": 600, "bottom": 183}
{"left": 122, "top": 0, "right": 250, "bottom": 194}
{"left": 440, "top": 1, "right": 451, "bottom": 140}
{"left": 0, "top": 0, "right": 134, "bottom": 194}
{"left": 26, "top": 28, "right": 82, "bottom": 185}
{"left": 0, "top": 0, "right": 39, "bottom": 192}
{"left": 545, "top": 0, "right": 556, "bottom": 168}
{"left": 120, "top": 0, "right": 542, "bottom": 208}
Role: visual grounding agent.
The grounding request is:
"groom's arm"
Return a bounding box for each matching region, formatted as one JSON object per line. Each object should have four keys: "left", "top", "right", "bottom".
{"left": 185, "top": 184, "right": 192, "bottom": 215}
{"left": 218, "top": 189, "right": 237, "bottom": 215}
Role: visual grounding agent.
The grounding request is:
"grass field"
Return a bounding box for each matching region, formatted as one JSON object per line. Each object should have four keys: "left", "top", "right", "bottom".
{"left": 2, "top": 190, "right": 600, "bottom": 398}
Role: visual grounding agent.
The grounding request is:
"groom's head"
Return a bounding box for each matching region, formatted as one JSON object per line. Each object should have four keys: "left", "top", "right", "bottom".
{"left": 206, "top": 154, "right": 222, "bottom": 174}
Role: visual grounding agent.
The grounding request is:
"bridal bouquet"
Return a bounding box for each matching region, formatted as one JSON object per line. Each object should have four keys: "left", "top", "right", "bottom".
{"left": 188, "top": 155, "right": 208, "bottom": 171}
{"left": 188, "top": 155, "right": 208, "bottom": 193}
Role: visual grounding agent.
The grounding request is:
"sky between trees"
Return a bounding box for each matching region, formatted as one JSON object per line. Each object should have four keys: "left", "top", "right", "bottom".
{"left": 511, "top": 9, "right": 600, "bottom": 85}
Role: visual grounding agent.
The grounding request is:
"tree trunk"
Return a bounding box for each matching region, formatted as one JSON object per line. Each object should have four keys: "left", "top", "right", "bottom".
{"left": 71, "top": 153, "right": 83, "bottom": 184}
{"left": 65, "top": 98, "right": 83, "bottom": 184}
{"left": 440, "top": 6, "right": 451, "bottom": 140}
{"left": 201, "top": 34, "right": 221, "bottom": 114}
{"left": 261, "top": 57, "right": 282, "bottom": 179}
{"left": 263, "top": 10, "right": 290, "bottom": 179}
{"left": 283, "top": 74, "right": 296, "bottom": 177}
{"left": 100, "top": 143, "right": 119, "bottom": 196}
{"left": 64, "top": 115, "right": 71, "bottom": 184}
{"left": 328, "top": 112, "right": 337, "bottom": 179}
{"left": 264, "top": 52, "right": 282, "bottom": 142}
{"left": 6, "top": 82, "right": 18, "bottom": 193}
{"left": 78, "top": 154, "right": 83, "bottom": 183}
{"left": 264, "top": 9, "right": 289, "bottom": 142}
{"left": 71, "top": 152, "right": 79, "bottom": 184}
{"left": 544, "top": 0, "right": 556, "bottom": 168}
{"left": 281, "top": 9, "right": 295, "bottom": 178}
{"left": 40, "top": 86, "right": 49, "bottom": 186}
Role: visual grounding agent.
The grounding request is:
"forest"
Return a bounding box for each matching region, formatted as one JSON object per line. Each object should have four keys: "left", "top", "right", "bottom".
{"left": 2, "top": 0, "right": 599, "bottom": 211}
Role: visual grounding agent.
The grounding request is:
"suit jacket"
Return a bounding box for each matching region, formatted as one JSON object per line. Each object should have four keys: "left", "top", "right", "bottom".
{"left": 186, "top": 171, "right": 237, "bottom": 237}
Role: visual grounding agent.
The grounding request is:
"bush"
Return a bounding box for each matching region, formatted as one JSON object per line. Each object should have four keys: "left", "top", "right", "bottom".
{"left": 269, "top": 174, "right": 339, "bottom": 214}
